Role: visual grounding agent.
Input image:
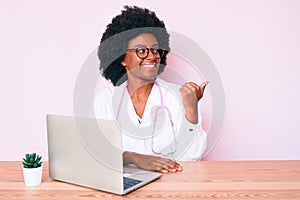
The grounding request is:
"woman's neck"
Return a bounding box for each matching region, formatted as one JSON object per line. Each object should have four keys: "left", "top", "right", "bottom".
{"left": 127, "top": 79, "right": 155, "bottom": 98}
{"left": 128, "top": 83, "right": 153, "bottom": 101}
{"left": 127, "top": 79, "right": 155, "bottom": 119}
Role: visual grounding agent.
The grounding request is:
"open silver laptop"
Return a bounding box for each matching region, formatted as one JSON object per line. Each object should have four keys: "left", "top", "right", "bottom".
{"left": 46, "top": 114, "right": 161, "bottom": 195}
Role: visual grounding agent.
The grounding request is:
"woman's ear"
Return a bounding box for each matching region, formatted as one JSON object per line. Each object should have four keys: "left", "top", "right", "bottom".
{"left": 121, "top": 61, "right": 127, "bottom": 67}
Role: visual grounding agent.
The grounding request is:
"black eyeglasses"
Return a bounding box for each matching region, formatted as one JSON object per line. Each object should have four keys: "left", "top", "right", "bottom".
{"left": 126, "top": 47, "right": 165, "bottom": 59}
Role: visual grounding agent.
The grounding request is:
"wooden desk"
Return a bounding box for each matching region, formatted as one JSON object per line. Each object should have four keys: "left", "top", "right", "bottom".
{"left": 0, "top": 160, "right": 300, "bottom": 200}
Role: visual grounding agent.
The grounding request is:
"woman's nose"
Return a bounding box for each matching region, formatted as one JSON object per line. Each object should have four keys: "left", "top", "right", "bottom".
{"left": 146, "top": 49, "right": 157, "bottom": 60}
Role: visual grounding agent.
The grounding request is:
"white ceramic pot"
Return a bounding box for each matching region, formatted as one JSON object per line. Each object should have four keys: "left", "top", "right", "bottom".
{"left": 22, "top": 165, "right": 43, "bottom": 186}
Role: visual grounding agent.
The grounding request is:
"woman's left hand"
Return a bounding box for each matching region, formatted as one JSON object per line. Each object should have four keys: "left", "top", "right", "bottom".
{"left": 180, "top": 81, "right": 208, "bottom": 124}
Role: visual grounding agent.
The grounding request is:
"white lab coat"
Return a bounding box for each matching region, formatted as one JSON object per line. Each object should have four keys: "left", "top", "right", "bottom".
{"left": 93, "top": 78, "right": 207, "bottom": 161}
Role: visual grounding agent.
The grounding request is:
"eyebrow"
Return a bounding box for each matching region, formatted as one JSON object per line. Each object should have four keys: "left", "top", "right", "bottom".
{"left": 132, "top": 44, "right": 159, "bottom": 48}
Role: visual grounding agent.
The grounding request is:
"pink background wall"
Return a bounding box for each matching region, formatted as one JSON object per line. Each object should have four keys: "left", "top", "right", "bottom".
{"left": 1, "top": 0, "right": 299, "bottom": 160}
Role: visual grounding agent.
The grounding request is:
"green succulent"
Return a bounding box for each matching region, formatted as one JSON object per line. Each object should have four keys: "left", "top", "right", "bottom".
{"left": 22, "top": 153, "right": 42, "bottom": 168}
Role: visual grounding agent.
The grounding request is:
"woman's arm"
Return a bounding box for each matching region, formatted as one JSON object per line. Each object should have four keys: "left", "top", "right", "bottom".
{"left": 123, "top": 151, "right": 182, "bottom": 173}
{"left": 179, "top": 81, "right": 208, "bottom": 124}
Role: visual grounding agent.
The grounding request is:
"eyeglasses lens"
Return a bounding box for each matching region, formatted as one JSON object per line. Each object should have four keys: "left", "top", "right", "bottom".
{"left": 136, "top": 47, "right": 164, "bottom": 59}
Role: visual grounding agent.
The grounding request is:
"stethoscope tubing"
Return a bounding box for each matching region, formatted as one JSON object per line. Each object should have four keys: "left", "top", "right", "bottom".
{"left": 115, "top": 80, "right": 177, "bottom": 156}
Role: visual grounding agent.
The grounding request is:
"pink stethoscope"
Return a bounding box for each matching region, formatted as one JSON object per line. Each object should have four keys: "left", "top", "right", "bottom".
{"left": 115, "top": 80, "right": 177, "bottom": 155}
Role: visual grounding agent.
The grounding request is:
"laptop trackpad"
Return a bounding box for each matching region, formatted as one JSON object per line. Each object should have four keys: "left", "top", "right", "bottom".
{"left": 123, "top": 166, "right": 161, "bottom": 180}
{"left": 123, "top": 166, "right": 161, "bottom": 181}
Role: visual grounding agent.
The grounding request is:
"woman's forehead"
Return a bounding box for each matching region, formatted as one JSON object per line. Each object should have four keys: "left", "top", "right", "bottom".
{"left": 127, "top": 33, "right": 158, "bottom": 47}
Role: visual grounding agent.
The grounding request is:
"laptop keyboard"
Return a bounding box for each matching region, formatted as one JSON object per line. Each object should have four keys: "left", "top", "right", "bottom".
{"left": 123, "top": 177, "right": 142, "bottom": 190}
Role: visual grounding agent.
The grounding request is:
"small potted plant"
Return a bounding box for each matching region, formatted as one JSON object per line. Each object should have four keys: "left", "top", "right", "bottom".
{"left": 22, "top": 152, "right": 43, "bottom": 186}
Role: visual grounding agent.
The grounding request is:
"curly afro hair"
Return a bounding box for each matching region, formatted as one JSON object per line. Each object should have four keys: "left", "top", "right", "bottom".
{"left": 98, "top": 5, "right": 170, "bottom": 86}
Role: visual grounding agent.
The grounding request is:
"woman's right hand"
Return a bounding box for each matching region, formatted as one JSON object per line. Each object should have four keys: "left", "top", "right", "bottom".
{"left": 123, "top": 151, "right": 182, "bottom": 173}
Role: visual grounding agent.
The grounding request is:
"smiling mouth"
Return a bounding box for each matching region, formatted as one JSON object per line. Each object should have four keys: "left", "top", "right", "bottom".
{"left": 140, "top": 63, "right": 158, "bottom": 70}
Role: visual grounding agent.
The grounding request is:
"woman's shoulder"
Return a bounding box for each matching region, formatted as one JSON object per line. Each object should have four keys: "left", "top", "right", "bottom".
{"left": 156, "top": 78, "right": 180, "bottom": 88}
{"left": 156, "top": 78, "right": 181, "bottom": 95}
{"left": 95, "top": 81, "right": 126, "bottom": 98}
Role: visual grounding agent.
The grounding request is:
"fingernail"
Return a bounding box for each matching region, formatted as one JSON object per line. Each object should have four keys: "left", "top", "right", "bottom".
{"left": 161, "top": 169, "right": 168, "bottom": 173}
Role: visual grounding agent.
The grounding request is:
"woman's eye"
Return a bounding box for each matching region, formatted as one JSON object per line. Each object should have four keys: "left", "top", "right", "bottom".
{"left": 152, "top": 49, "right": 158, "bottom": 54}
{"left": 137, "top": 48, "right": 147, "bottom": 54}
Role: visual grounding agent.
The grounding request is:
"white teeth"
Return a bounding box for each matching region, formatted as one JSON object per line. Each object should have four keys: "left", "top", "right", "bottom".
{"left": 143, "top": 64, "right": 156, "bottom": 68}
